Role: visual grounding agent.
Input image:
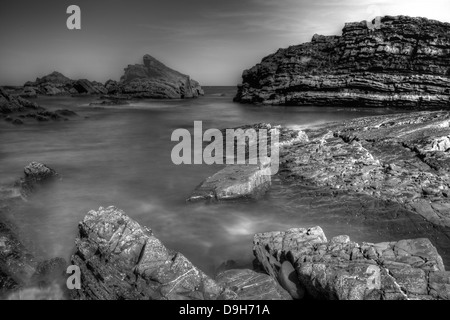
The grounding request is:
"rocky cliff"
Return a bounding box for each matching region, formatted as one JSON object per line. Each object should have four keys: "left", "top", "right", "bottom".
{"left": 235, "top": 16, "right": 450, "bottom": 108}
{"left": 109, "top": 54, "right": 204, "bottom": 99}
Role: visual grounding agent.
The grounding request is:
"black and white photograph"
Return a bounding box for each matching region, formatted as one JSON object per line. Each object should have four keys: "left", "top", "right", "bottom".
{"left": 1, "top": 0, "right": 450, "bottom": 307}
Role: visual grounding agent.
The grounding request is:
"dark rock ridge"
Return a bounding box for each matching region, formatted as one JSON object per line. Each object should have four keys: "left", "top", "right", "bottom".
{"left": 70, "top": 206, "right": 289, "bottom": 300}
{"left": 253, "top": 227, "right": 450, "bottom": 300}
{"left": 23, "top": 72, "right": 107, "bottom": 96}
{"left": 0, "top": 87, "right": 76, "bottom": 124}
{"left": 110, "top": 54, "right": 204, "bottom": 99}
{"left": 0, "top": 163, "right": 68, "bottom": 299}
{"left": 235, "top": 16, "right": 450, "bottom": 108}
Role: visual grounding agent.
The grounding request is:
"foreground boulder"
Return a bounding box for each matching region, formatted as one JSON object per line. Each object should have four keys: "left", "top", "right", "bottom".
{"left": 71, "top": 206, "right": 233, "bottom": 300}
{"left": 254, "top": 227, "right": 450, "bottom": 300}
{"left": 235, "top": 15, "right": 450, "bottom": 108}
{"left": 71, "top": 206, "right": 292, "bottom": 300}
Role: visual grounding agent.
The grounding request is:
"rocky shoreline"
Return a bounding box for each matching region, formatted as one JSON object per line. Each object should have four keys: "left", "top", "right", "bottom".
{"left": 2, "top": 109, "right": 450, "bottom": 299}
{"left": 234, "top": 16, "right": 450, "bottom": 108}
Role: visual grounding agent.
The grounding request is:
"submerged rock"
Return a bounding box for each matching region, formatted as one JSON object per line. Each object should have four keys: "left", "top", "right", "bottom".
{"left": 253, "top": 227, "right": 450, "bottom": 300}
{"left": 235, "top": 16, "right": 450, "bottom": 108}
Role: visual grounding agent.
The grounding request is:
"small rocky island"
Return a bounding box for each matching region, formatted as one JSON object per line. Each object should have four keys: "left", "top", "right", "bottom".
{"left": 234, "top": 16, "right": 450, "bottom": 108}
{"left": 15, "top": 54, "right": 204, "bottom": 100}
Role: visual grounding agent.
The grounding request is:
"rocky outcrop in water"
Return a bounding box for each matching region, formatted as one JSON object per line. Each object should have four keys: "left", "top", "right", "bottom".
{"left": 0, "top": 87, "right": 77, "bottom": 124}
{"left": 0, "top": 163, "right": 67, "bottom": 299}
{"left": 70, "top": 206, "right": 289, "bottom": 300}
{"left": 253, "top": 226, "right": 450, "bottom": 300}
{"left": 23, "top": 72, "right": 107, "bottom": 96}
{"left": 187, "top": 123, "right": 308, "bottom": 202}
{"left": 112, "top": 54, "right": 204, "bottom": 99}
{"left": 235, "top": 16, "right": 450, "bottom": 108}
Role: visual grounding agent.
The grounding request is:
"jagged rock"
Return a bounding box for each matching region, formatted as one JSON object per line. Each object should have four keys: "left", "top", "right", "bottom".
{"left": 70, "top": 206, "right": 236, "bottom": 300}
{"left": 73, "top": 79, "right": 107, "bottom": 95}
{"left": 215, "top": 269, "right": 291, "bottom": 300}
{"left": 235, "top": 16, "right": 450, "bottom": 108}
{"left": 253, "top": 227, "right": 450, "bottom": 300}
{"left": 116, "top": 54, "right": 204, "bottom": 99}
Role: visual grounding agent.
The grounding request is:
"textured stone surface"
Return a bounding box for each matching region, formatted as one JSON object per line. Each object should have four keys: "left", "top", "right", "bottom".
{"left": 279, "top": 110, "right": 450, "bottom": 228}
{"left": 71, "top": 206, "right": 236, "bottom": 300}
{"left": 235, "top": 16, "right": 450, "bottom": 108}
{"left": 215, "top": 269, "right": 291, "bottom": 300}
{"left": 253, "top": 227, "right": 450, "bottom": 300}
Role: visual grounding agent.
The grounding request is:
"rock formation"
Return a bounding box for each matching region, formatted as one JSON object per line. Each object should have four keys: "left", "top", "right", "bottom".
{"left": 113, "top": 54, "right": 204, "bottom": 99}
{"left": 0, "top": 163, "right": 68, "bottom": 299}
{"left": 0, "top": 87, "right": 77, "bottom": 124}
{"left": 187, "top": 123, "right": 308, "bottom": 202}
{"left": 235, "top": 16, "right": 450, "bottom": 108}
{"left": 253, "top": 227, "right": 450, "bottom": 300}
{"left": 70, "top": 206, "right": 289, "bottom": 300}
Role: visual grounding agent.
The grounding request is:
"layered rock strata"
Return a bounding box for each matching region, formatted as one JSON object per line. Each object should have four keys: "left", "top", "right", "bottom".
{"left": 235, "top": 16, "right": 450, "bottom": 108}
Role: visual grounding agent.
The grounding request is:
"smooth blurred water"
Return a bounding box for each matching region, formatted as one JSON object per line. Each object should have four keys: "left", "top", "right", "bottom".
{"left": 1, "top": 87, "right": 447, "bottom": 275}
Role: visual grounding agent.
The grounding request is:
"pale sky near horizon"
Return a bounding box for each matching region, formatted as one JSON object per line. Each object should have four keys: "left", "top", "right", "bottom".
{"left": 0, "top": 0, "right": 449, "bottom": 86}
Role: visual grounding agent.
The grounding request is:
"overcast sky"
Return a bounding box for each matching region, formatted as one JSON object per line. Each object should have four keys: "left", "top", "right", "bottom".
{"left": 1, "top": 0, "right": 449, "bottom": 86}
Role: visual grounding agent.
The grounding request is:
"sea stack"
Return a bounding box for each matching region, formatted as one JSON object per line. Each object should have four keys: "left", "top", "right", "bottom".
{"left": 111, "top": 54, "right": 204, "bottom": 99}
{"left": 234, "top": 16, "right": 450, "bottom": 108}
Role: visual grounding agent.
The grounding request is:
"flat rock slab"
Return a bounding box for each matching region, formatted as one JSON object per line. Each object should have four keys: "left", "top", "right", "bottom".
{"left": 215, "top": 269, "right": 291, "bottom": 300}
{"left": 187, "top": 164, "right": 271, "bottom": 202}
{"left": 253, "top": 227, "right": 450, "bottom": 300}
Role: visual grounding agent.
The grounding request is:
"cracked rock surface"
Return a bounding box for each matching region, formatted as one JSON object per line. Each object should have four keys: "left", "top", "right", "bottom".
{"left": 253, "top": 227, "right": 450, "bottom": 300}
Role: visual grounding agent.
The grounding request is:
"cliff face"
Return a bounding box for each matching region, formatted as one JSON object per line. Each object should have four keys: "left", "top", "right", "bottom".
{"left": 235, "top": 16, "right": 450, "bottom": 108}
{"left": 115, "top": 54, "right": 204, "bottom": 99}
